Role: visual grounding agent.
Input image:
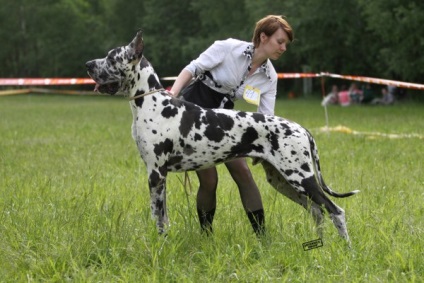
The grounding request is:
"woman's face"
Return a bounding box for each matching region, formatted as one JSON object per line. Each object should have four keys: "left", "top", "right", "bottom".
{"left": 260, "top": 28, "right": 290, "bottom": 60}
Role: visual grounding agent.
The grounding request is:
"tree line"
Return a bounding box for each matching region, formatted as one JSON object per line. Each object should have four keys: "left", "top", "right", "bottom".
{"left": 1, "top": 0, "right": 423, "bottom": 93}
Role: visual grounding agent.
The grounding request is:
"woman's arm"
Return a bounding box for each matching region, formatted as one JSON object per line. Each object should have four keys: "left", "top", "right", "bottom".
{"left": 169, "top": 69, "right": 193, "bottom": 97}
{"left": 170, "top": 39, "right": 230, "bottom": 97}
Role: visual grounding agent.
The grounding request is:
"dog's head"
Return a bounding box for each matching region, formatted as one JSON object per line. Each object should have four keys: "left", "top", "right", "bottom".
{"left": 86, "top": 30, "right": 145, "bottom": 95}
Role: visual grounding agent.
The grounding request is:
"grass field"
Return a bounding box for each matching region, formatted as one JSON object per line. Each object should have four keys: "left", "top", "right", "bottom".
{"left": 0, "top": 94, "right": 423, "bottom": 282}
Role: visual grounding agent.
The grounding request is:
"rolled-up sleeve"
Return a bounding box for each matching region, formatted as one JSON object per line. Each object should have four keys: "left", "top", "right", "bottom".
{"left": 184, "top": 40, "right": 229, "bottom": 77}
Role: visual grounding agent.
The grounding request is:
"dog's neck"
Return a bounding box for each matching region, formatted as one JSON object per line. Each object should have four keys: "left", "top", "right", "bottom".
{"left": 127, "top": 56, "right": 163, "bottom": 99}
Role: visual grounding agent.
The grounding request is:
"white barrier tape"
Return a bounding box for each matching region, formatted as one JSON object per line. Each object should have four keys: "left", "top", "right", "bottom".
{"left": 161, "top": 76, "right": 178, "bottom": 81}
{"left": 319, "top": 125, "right": 424, "bottom": 140}
{"left": 1, "top": 73, "right": 423, "bottom": 90}
{"left": 277, "top": 73, "right": 321, "bottom": 79}
{"left": 321, "top": 72, "right": 424, "bottom": 90}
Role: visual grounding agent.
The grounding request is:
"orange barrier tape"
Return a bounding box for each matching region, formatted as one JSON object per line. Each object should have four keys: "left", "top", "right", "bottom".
{"left": 0, "top": 78, "right": 95, "bottom": 85}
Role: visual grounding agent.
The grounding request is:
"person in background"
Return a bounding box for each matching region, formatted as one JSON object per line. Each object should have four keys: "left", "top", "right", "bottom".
{"left": 321, "top": 84, "right": 339, "bottom": 106}
{"left": 360, "top": 83, "right": 376, "bottom": 104}
{"left": 371, "top": 86, "right": 395, "bottom": 105}
{"left": 169, "top": 15, "right": 294, "bottom": 236}
{"left": 337, "top": 85, "right": 351, "bottom": 106}
{"left": 348, "top": 83, "right": 363, "bottom": 104}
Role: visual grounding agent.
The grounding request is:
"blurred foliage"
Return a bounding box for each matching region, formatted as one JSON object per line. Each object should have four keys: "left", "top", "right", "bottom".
{"left": 0, "top": 0, "right": 423, "bottom": 87}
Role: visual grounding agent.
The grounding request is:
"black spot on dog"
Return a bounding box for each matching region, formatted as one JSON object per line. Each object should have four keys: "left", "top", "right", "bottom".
{"left": 139, "top": 57, "right": 150, "bottom": 69}
{"left": 202, "top": 110, "right": 235, "bottom": 143}
{"left": 147, "top": 74, "right": 162, "bottom": 90}
{"left": 301, "top": 163, "right": 311, "bottom": 172}
{"left": 183, "top": 144, "right": 195, "bottom": 155}
{"left": 252, "top": 113, "right": 266, "bottom": 123}
{"left": 231, "top": 127, "right": 263, "bottom": 154}
{"left": 161, "top": 106, "right": 178, "bottom": 118}
{"left": 179, "top": 106, "right": 202, "bottom": 138}
{"left": 162, "top": 100, "right": 169, "bottom": 106}
{"left": 285, "top": 169, "right": 294, "bottom": 176}
{"left": 217, "top": 113, "right": 235, "bottom": 131}
{"left": 267, "top": 131, "right": 279, "bottom": 151}
{"left": 168, "top": 156, "right": 183, "bottom": 169}
{"left": 194, "top": 133, "right": 202, "bottom": 141}
{"left": 280, "top": 123, "right": 293, "bottom": 136}
{"left": 148, "top": 170, "right": 161, "bottom": 188}
{"left": 154, "top": 138, "right": 173, "bottom": 156}
{"left": 237, "top": 112, "right": 247, "bottom": 118}
{"left": 134, "top": 89, "right": 145, "bottom": 107}
{"left": 179, "top": 138, "right": 185, "bottom": 147}
{"left": 155, "top": 199, "right": 164, "bottom": 214}
{"left": 204, "top": 126, "right": 225, "bottom": 143}
{"left": 158, "top": 165, "right": 167, "bottom": 176}
{"left": 109, "top": 49, "right": 119, "bottom": 59}
{"left": 99, "top": 70, "right": 109, "bottom": 81}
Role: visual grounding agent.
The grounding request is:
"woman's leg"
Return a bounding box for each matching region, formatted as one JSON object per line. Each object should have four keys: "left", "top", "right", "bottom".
{"left": 196, "top": 167, "right": 218, "bottom": 233}
{"left": 225, "top": 158, "right": 265, "bottom": 235}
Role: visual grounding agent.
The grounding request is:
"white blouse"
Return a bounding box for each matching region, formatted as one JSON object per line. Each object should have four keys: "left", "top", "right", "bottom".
{"left": 184, "top": 38, "right": 278, "bottom": 115}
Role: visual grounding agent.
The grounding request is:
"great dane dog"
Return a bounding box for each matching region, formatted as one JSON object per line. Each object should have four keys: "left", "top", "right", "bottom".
{"left": 86, "top": 31, "right": 359, "bottom": 243}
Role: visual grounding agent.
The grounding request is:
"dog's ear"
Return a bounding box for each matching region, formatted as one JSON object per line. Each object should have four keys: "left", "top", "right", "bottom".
{"left": 128, "top": 30, "right": 144, "bottom": 61}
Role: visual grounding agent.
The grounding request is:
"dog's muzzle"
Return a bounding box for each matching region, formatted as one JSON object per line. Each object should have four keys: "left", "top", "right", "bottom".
{"left": 85, "top": 61, "right": 121, "bottom": 95}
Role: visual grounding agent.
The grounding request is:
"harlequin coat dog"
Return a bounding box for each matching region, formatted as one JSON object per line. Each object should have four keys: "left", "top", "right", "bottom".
{"left": 86, "top": 31, "right": 359, "bottom": 243}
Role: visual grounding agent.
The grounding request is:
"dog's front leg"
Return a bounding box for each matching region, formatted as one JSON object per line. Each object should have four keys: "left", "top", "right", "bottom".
{"left": 147, "top": 168, "right": 169, "bottom": 234}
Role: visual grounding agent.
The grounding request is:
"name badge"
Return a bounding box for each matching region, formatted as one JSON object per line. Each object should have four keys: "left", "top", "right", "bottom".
{"left": 243, "top": 85, "right": 261, "bottom": 106}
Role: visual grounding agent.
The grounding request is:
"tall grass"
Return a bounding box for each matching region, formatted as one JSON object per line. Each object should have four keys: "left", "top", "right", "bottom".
{"left": 0, "top": 94, "right": 423, "bottom": 282}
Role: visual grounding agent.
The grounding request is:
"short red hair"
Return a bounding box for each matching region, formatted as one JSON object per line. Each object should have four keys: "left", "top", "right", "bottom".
{"left": 252, "top": 15, "right": 293, "bottom": 47}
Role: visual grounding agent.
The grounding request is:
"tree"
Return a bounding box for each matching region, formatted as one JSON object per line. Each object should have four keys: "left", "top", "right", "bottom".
{"left": 0, "top": 0, "right": 113, "bottom": 77}
{"left": 0, "top": 0, "right": 422, "bottom": 87}
{"left": 358, "top": 0, "right": 424, "bottom": 82}
{"left": 288, "top": 0, "right": 376, "bottom": 76}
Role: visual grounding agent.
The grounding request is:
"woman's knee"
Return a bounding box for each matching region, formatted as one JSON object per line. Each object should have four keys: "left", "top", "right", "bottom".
{"left": 227, "top": 159, "right": 254, "bottom": 181}
{"left": 197, "top": 168, "right": 218, "bottom": 191}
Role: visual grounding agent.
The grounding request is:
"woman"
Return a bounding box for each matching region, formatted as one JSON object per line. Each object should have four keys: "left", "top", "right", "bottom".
{"left": 170, "top": 15, "right": 293, "bottom": 235}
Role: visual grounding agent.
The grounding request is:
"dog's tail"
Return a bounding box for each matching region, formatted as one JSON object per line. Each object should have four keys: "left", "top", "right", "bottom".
{"left": 307, "top": 130, "right": 360, "bottom": 198}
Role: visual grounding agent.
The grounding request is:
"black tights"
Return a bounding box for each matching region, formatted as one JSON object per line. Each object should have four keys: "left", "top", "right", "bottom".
{"left": 196, "top": 158, "right": 265, "bottom": 235}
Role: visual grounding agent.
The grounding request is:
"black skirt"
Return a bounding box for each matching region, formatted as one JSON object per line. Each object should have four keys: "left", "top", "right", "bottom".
{"left": 180, "top": 79, "right": 234, "bottom": 109}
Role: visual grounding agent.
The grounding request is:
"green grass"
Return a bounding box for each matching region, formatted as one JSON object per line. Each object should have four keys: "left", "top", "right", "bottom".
{"left": 0, "top": 94, "right": 423, "bottom": 282}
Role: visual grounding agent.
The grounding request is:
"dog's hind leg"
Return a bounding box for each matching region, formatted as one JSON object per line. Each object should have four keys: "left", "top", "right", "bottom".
{"left": 261, "top": 161, "right": 325, "bottom": 238}
{"left": 147, "top": 168, "right": 169, "bottom": 234}
{"left": 299, "top": 176, "right": 351, "bottom": 244}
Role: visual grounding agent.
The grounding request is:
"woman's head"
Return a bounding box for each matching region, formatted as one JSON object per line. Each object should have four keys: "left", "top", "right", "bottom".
{"left": 252, "top": 15, "right": 293, "bottom": 48}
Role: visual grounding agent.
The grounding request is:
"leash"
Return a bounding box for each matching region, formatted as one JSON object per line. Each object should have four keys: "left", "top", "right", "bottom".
{"left": 183, "top": 172, "right": 193, "bottom": 195}
{"left": 176, "top": 172, "right": 193, "bottom": 196}
{"left": 128, "top": 88, "right": 166, "bottom": 101}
